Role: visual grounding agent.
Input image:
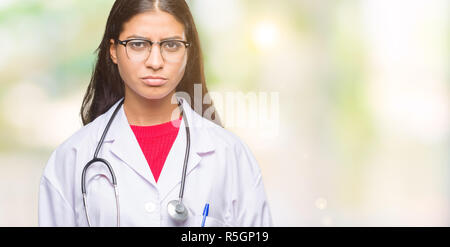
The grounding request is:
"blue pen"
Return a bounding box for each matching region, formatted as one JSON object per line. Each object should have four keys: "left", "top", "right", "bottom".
{"left": 201, "top": 203, "right": 209, "bottom": 227}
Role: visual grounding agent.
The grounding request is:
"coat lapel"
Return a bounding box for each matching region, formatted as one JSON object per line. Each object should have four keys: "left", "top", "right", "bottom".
{"left": 106, "top": 100, "right": 157, "bottom": 187}
{"left": 157, "top": 97, "right": 215, "bottom": 201}
{"left": 99, "top": 97, "right": 215, "bottom": 200}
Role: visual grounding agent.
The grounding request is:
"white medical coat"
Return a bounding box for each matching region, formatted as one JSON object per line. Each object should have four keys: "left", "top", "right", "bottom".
{"left": 38, "top": 97, "right": 273, "bottom": 227}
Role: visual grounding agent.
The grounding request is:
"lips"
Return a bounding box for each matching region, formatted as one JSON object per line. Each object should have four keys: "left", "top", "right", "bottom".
{"left": 141, "top": 75, "right": 168, "bottom": 86}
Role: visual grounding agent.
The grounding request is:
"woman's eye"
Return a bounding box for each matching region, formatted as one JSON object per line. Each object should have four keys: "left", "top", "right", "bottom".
{"left": 163, "top": 41, "right": 182, "bottom": 51}
{"left": 129, "top": 41, "right": 146, "bottom": 49}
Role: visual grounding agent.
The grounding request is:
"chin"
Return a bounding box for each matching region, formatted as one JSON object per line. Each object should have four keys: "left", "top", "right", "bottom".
{"left": 137, "top": 87, "right": 175, "bottom": 101}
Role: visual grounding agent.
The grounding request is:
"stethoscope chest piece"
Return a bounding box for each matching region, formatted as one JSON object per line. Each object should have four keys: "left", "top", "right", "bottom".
{"left": 167, "top": 200, "right": 189, "bottom": 222}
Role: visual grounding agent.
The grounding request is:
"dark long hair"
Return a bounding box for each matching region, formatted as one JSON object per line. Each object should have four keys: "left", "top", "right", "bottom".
{"left": 80, "top": 0, "right": 221, "bottom": 126}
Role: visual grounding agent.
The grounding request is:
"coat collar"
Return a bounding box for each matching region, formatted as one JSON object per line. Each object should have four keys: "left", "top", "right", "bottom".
{"left": 97, "top": 96, "right": 215, "bottom": 201}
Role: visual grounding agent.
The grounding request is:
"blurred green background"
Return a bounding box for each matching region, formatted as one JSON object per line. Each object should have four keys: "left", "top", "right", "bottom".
{"left": 0, "top": 0, "right": 448, "bottom": 226}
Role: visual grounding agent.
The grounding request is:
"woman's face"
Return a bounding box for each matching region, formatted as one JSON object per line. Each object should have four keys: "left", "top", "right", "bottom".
{"left": 110, "top": 10, "right": 188, "bottom": 101}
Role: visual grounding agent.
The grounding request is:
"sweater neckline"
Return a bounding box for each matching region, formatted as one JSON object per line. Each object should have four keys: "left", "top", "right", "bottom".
{"left": 130, "top": 116, "right": 182, "bottom": 137}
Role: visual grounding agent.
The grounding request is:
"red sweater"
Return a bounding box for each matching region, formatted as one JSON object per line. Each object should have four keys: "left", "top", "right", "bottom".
{"left": 130, "top": 116, "right": 182, "bottom": 183}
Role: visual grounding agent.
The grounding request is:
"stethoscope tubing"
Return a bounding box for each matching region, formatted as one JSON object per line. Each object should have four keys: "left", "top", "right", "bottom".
{"left": 81, "top": 98, "right": 190, "bottom": 227}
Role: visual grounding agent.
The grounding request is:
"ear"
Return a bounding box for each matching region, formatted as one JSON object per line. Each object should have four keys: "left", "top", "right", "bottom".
{"left": 109, "top": 39, "right": 118, "bottom": 64}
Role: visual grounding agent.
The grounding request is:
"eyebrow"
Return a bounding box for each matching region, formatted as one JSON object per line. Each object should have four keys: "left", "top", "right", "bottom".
{"left": 125, "top": 35, "right": 184, "bottom": 41}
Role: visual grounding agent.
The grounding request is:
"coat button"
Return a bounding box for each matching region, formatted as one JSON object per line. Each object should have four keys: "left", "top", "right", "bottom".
{"left": 145, "top": 202, "right": 156, "bottom": 213}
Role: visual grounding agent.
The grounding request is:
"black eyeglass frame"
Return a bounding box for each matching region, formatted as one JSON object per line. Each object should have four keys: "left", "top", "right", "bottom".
{"left": 116, "top": 38, "right": 191, "bottom": 50}
{"left": 115, "top": 38, "right": 191, "bottom": 62}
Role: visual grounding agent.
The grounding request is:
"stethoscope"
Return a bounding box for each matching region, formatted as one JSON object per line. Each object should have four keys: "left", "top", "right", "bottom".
{"left": 81, "top": 98, "right": 191, "bottom": 227}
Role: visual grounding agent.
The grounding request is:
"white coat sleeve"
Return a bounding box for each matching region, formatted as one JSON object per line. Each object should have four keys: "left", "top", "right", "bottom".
{"left": 38, "top": 151, "right": 76, "bottom": 227}
{"left": 232, "top": 140, "right": 274, "bottom": 227}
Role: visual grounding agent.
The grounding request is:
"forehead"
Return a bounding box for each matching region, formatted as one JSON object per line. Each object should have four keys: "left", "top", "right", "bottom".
{"left": 120, "top": 10, "right": 185, "bottom": 40}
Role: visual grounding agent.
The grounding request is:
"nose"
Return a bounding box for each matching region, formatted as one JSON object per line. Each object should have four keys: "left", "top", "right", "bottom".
{"left": 144, "top": 44, "right": 164, "bottom": 70}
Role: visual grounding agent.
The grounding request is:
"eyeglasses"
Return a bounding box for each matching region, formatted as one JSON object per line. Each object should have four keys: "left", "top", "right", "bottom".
{"left": 116, "top": 38, "right": 191, "bottom": 63}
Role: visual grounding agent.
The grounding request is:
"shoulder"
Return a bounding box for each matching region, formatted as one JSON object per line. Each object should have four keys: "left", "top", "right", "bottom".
{"left": 192, "top": 112, "right": 245, "bottom": 151}
{"left": 207, "top": 122, "right": 248, "bottom": 153}
{"left": 55, "top": 112, "right": 107, "bottom": 155}
{"left": 195, "top": 115, "right": 261, "bottom": 173}
{"left": 41, "top": 109, "right": 109, "bottom": 179}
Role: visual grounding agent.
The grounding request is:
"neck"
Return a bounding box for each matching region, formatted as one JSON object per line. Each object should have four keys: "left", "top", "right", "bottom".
{"left": 123, "top": 91, "right": 181, "bottom": 126}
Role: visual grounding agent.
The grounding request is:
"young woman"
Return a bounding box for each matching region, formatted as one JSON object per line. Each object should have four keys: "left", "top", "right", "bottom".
{"left": 39, "top": 0, "right": 272, "bottom": 227}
